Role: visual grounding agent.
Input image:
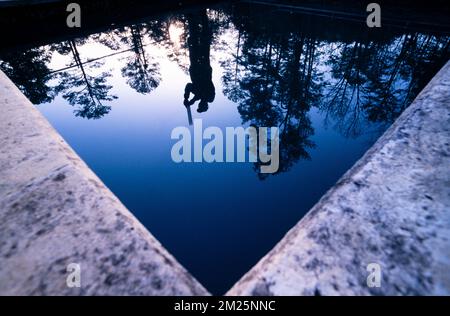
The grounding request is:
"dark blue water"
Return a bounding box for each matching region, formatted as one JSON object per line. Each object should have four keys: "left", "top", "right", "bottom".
{"left": 1, "top": 2, "right": 448, "bottom": 294}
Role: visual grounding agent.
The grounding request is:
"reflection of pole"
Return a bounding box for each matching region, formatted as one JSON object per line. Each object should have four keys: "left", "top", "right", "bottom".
{"left": 186, "top": 106, "right": 193, "bottom": 126}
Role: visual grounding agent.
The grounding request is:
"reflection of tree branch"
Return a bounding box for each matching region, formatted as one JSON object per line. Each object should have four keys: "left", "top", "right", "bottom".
{"left": 220, "top": 15, "right": 323, "bottom": 178}
{"left": 53, "top": 40, "right": 116, "bottom": 119}
{"left": 321, "top": 31, "right": 449, "bottom": 139}
{"left": 120, "top": 24, "right": 161, "bottom": 94}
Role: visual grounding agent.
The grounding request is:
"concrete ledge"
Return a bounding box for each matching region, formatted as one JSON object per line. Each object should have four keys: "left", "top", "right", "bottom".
{"left": 0, "top": 70, "right": 209, "bottom": 295}
{"left": 227, "top": 61, "right": 450, "bottom": 296}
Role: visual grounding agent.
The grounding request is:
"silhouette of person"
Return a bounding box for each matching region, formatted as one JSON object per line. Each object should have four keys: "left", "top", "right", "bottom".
{"left": 183, "top": 10, "right": 215, "bottom": 113}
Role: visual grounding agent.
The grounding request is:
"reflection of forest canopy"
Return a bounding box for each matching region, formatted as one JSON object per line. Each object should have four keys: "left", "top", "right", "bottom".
{"left": 0, "top": 48, "right": 56, "bottom": 104}
{"left": 220, "top": 12, "right": 323, "bottom": 178}
{"left": 0, "top": 5, "right": 448, "bottom": 175}
{"left": 93, "top": 23, "right": 162, "bottom": 94}
{"left": 0, "top": 21, "right": 167, "bottom": 119}
{"left": 219, "top": 5, "right": 449, "bottom": 176}
{"left": 323, "top": 33, "right": 450, "bottom": 137}
{"left": 120, "top": 25, "right": 161, "bottom": 94}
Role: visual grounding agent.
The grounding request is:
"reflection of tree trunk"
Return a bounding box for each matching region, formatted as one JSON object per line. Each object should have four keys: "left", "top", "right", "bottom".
{"left": 235, "top": 29, "right": 241, "bottom": 84}
{"left": 404, "top": 37, "right": 449, "bottom": 108}
{"left": 282, "top": 35, "right": 307, "bottom": 133}
{"left": 304, "top": 37, "right": 316, "bottom": 102}
{"left": 341, "top": 42, "right": 359, "bottom": 107}
{"left": 348, "top": 43, "right": 362, "bottom": 131}
{"left": 386, "top": 35, "right": 409, "bottom": 87}
{"left": 286, "top": 36, "right": 302, "bottom": 112}
{"left": 131, "top": 25, "right": 147, "bottom": 67}
{"left": 380, "top": 33, "right": 416, "bottom": 107}
{"left": 325, "top": 41, "right": 360, "bottom": 117}
{"left": 265, "top": 42, "right": 273, "bottom": 88}
{"left": 68, "top": 40, "right": 99, "bottom": 105}
{"left": 130, "top": 25, "right": 150, "bottom": 91}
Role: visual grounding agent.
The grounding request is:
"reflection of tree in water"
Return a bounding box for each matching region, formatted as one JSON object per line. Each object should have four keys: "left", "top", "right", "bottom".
{"left": 0, "top": 48, "right": 57, "bottom": 104}
{"left": 93, "top": 20, "right": 167, "bottom": 95}
{"left": 220, "top": 5, "right": 449, "bottom": 178}
{"left": 87, "top": 23, "right": 162, "bottom": 95}
{"left": 323, "top": 34, "right": 450, "bottom": 137}
{"left": 221, "top": 13, "right": 322, "bottom": 178}
{"left": 0, "top": 3, "right": 448, "bottom": 144}
{"left": 322, "top": 39, "right": 373, "bottom": 138}
{"left": 120, "top": 24, "right": 161, "bottom": 94}
{"left": 366, "top": 34, "right": 449, "bottom": 123}
{"left": 51, "top": 22, "right": 165, "bottom": 117}
{"left": 53, "top": 39, "right": 116, "bottom": 119}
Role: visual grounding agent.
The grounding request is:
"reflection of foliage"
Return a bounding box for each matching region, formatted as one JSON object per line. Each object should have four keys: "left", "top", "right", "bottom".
{"left": 0, "top": 3, "right": 448, "bottom": 144}
{"left": 365, "top": 35, "right": 449, "bottom": 123}
{"left": 92, "top": 23, "right": 162, "bottom": 95}
{"left": 322, "top": 40, "right": 372, "bottom": 137}
{"left": 220, "top": 4, "right": 449, "bottom": 177}
{"left": 54, "top": 40, "right": 116, "bottom": 119}
{"left": 220, "top": 28, "right": 246, "bottom": 104}
{"left": 322, "top": 34, "right": 450, "bottom": 137}
{"left": 0, "top": 48, "right": 56, "bottom": 104}
{"left": 90, "top": 31, "right": 122, "bottom": 51}
{"left": 120, "top": 25, "right": 161, "bottom": 94}
{"left": 57, "top": 69, "right": 115, "bottom": 119}
{"left": 220, "top": 13, "right": 323, "bottom": 178}
{"left": 121, "top": 57, "right": 160, "bottom": 94}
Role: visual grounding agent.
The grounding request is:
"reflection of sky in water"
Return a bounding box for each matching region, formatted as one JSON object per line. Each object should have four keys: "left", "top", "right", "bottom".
{"left": 11, "top": 7, "right": 445, "bottom": 293}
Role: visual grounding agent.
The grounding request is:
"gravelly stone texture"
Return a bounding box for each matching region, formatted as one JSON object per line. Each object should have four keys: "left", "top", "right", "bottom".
{"left": 227, "top": 61, "right": 450, "bottom": 296}
{"left": 0, "top": 70, "right": 209, "bottom": 295}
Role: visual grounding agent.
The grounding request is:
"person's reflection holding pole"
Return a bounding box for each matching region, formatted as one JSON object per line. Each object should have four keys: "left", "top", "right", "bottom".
{"left": 183, "top": 10, "right": 215, "bottom": 124}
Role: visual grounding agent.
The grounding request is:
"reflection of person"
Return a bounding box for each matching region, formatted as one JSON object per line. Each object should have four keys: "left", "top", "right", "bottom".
{"left": 183, "top": 10, "right": 215, "bottom": 113}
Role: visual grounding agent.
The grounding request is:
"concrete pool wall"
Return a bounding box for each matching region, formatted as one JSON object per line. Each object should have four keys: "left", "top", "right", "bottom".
{"left": 0, "top": 70, "right": 209, "bottom": 295}
{"left": 0, "top": 60, "right": 449, "bottom": 295}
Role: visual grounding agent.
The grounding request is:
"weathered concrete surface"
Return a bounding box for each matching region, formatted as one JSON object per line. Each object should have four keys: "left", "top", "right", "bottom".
{"left": 0, "top": 70, "right": 209, "bottom": 295}
{"left": 228, "top": 61, "right": 450, "bottom": 296}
